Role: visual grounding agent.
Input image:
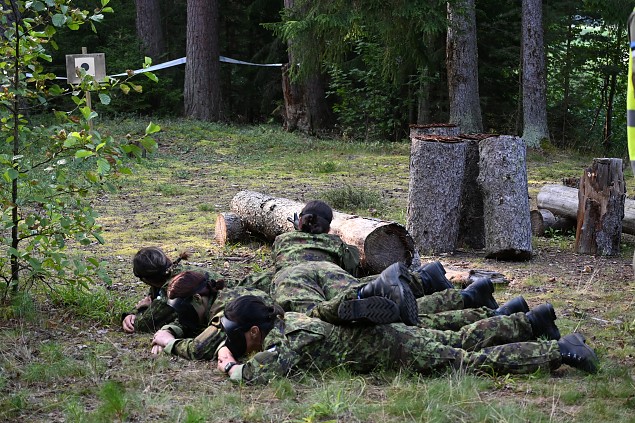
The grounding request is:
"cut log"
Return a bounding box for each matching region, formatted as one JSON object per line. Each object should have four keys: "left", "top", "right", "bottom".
{"left": 537, "top": 184, "right": 635, "bottom": 235}
{"left": 574, "top": 158, "right": 625, "bottom": 256}
{"left": 214, "top": 212, "right": 248, "bottom": 246}
{"left": 530, "top": 209, "right": 576, "bottom": 236}
{"left": 229, "top": 190, "right": 415, "bottom": 274}
{"left": 407, "top": 135, "right": 467, "bottom": 254}
{"left": 477, "top": 135, "right": 532, "bottom": 260}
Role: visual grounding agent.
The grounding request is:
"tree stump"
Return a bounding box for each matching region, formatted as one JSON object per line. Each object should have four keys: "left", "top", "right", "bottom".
{"left": 407, "top": 135, "right": 467, "bottom": 254}
{"left": 229, "top": 190, "right": 415, "bottom": 274}
{"left": 530, "top": 209, "right": 576, "bottom": 236}
{"left": 477, "top": 135, "right": 532, "bottom": 260}
{"left": 409, "top": 123, "right": 460, "bottom": 137}
{"left": 574, "top": 158, "right": 625, "bottom": 256}
{"left": 537, "top": 184, "right": 635, "bottom": 235}
{"left": 214, "top": 212, "right": 248, "bottom": 246}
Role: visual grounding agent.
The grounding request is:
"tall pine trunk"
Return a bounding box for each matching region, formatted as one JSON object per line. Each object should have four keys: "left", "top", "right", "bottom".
{"left": 184, "top": 0, "right": 222, "bottom": 121}
{"left": 446, "top": 0, "right": 483, "bottom": 133}
{"left": 134, "top": 0, "right": 165, "bottom": 61}
{"left": 521, "top": 0, "right": 549, "bottom": 147}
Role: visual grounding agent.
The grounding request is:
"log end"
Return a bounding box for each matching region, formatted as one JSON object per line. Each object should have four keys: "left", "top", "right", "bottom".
{"left": 363, "top": 224, "right": 415, "bottom": 274}
{"left": 214, "top": 212, "right": 248, "bottom": 246}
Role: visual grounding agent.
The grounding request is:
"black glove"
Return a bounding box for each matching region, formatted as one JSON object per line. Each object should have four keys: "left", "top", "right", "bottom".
{"left": 287, "top": 212, "right": 300, "bottom": 230}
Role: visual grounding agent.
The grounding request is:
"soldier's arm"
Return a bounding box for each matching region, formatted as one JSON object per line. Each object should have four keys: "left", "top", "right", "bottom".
{"left": 133, "top": 300, "right": 178, "bottom": 333}
{"left": 163, "top": 324, "right": 225, "bottom": 361}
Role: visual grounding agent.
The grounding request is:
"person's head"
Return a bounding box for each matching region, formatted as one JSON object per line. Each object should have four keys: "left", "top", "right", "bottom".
{"left": 298, "top": 200, "right": 333, "bottom": 234}
{"left": 133, "top": 247, "right": 190, "bottom": 288}
{"left": 221, "top": 295, "right": 284, "bottom": 358}
{"left": 166, "top": 271, "right": 225, "bottom": 330}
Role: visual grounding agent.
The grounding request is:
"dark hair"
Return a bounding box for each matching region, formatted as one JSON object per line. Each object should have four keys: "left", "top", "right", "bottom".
{"left": 299, "top": 200, "right": 333, "bottom": 234}
{"left": 222, "top": 295, "right": 284, "bottom": 357}
{"left": 167, "top": 271, "right": 225, "bottom": 299}
{"left": 133, "top": 247, "right": 189, "bottom": 287}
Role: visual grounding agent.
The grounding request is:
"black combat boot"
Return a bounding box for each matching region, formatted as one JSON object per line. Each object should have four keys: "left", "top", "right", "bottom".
{"left": 358, "top": 262, "right": 419, "bottom": 326}
{"left": 558, "top": 333, "right": 599, "bottom": 373}
{"left": 494, "top": 296, "right": 529, "bottom": 316}
{"left": 338, "top": 297, "right": 400, "bottom": 324}
{"left": 526, "top": 303, "right": 560, "bottom": 340}
{"left": 460, "top": 277, "right": 499, "bottom": 309}
{"left": 415, "top": 261, "right": 454, "bottom": 295}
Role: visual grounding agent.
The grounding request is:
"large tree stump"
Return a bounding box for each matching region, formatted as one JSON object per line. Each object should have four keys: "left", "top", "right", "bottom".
{"left": 574, "top": 158, "right": 625, "bottom": 256}
{"left": 407, "top": 135, "right": 467, "bottom": 254}
{"left": 229, "top": 190, "right": 415, "bottom": 274}
{"left": 409, "top": 123, "right": 460, "bottom": 137}
{"left": 478, "top": 135, "right": 532, "bottom": 260}
{"left": 214, "top": 212, "right": 248, "bottom": 246}
{"left": 537, "top": 184, "right": 635, "bottom": 235}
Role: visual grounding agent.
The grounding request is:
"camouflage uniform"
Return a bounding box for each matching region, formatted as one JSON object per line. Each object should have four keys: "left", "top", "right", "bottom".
{"left": 125, "top": 265, "right": 222, "bottom": 334}
{"left": 229, "top": 312, "right": 560, "bottom": 384}
{"left": 271, "top": 231, "right": 491, "bottom": 329}
{"left": 163, "top": 286, "right": 273, "bottom": 360}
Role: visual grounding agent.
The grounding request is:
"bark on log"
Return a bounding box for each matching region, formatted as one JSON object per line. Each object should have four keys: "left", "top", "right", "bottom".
{"left": 407, "top": 135, "right": 467, "bottom": 254}
{"left": 530, "top": 209, "right": 576, "bottom": 236}
{"left": 537, "top": 184, "right": 635, "bottom": 235}
{"left": 214, "top": 212, "right": 248, "bottom": 246}
{"left": 477, "top": 135, "right": 532, "bottom": 260}
{"left": 229, "top": 190, "right": 415, "bottom": 274}
{"left": 574, "top": 158, "right": 625, "bottom": 256}
{"left": 409, "top": 123, "right": 460, "bottom": 137}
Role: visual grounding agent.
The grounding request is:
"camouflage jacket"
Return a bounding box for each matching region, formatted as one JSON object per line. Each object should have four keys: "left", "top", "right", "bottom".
{"left": 127, "top": 265, "right": 223, "bottom": 334}
{"left": 163, "top": 286, "right": 273, "bottom": 360}
{"left": 272, "top": 231, "right": 361, "bottom": 276}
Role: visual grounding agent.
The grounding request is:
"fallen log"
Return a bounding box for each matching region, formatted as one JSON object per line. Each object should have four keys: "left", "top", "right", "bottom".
{"left": 214, "top": 212, "right": 248, "bottom": 246}
{"left": 536, "top": 184, "right": 635, "bottom": 235}
{"left": 228, "top": 190, "right": 415, "bottom": 274}
{"left": 530, "top": 209, "right": 576, "bottom": 236}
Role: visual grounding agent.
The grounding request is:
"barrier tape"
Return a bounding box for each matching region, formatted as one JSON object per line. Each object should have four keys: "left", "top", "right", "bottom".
{"left": 31, "top": 55, "right": 283, "bottom": 80}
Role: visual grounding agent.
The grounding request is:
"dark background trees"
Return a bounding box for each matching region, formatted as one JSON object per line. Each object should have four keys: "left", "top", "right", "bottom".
{"left": 44, "top": 0, "right": 631, "bottom": 154}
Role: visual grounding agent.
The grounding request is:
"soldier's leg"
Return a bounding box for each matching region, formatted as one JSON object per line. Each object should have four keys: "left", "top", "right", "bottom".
{"left": 418, "top": 307, "right": 494, "bottom": 331}
{"left": 416, "top": 289, "right": 464, "bottom": 314}
{"left": 272, "top": 263, "right": 329, "bottom": 313}
{"left": 462, "top": 339, "right": 561, "bottom": 374}
{"left": 413, "top": 313, "right": 535, "bottom": 351}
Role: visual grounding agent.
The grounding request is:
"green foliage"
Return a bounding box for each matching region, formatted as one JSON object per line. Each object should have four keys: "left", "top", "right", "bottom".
{"left": 0, "top": 1, "right": 159, "bottom": 294}
{"left": 49, "top": 283, "right": 132, "bottom": 325}
{"left": 320, "top": 184, "right": 385, "bottom": 216}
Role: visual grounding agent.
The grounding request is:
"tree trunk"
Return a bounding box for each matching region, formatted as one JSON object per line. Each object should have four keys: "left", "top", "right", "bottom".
{"left": 184, "top": 0, "right": 221, "bottom": 121}
{"left": 282, "top": 0, "right": 332, "bottom": 134}
{"left": 409, "top": 124, "right": 459, "bottom": 137}
{"left": 574, "top": 158, "right": 625, "bottom": 256}
{"left": 521, "top": 0, "right": 549, "bottom": 147}
{"left": 537, "top": 184, "right": 635, "bottom": 236}
{"left": 229, "top": 191, "right": 414, "bottom": 274}
{"left": 478, "top": 135, "right": 532, "bottom": 260}
{"left": 446, "top": 0, "right": 483, "bottom": 133}
{"left": 407, "top": 135, "right": 467, "bottom": 254}
{"left": 134, "top": 0, "right": 165, "bottom": 61}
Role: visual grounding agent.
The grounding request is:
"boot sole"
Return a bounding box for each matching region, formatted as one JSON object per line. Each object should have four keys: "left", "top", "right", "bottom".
{"left": 338, "top": 297, "right": 400, "bottom": 324}
{"left": 396, "top": 278, "right": 419, "bottom": 326}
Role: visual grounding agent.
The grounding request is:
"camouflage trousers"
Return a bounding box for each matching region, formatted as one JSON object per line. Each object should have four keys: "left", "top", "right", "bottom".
{"left": 319, "top": 320, "right": 560, "bottom": 375}
{"left": 274, "top": 262, "right": 494, "bottom": 330}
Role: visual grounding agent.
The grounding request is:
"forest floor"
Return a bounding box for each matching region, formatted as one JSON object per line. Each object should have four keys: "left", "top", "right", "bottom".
{"left": 1, "top": 119, "right": 635, "bottom": 422}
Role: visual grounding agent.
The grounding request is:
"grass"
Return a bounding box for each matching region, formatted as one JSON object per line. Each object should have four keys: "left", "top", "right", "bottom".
{"left": 1, "top": 117, "right": 635, "bottom": 422}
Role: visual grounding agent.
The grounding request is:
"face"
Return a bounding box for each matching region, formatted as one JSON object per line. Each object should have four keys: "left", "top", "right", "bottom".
{"left": 244, "top": 326, "right": 264, "bottom": 355}
{"left": 191, "top": 294, "right": 212, "bottom": 324}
